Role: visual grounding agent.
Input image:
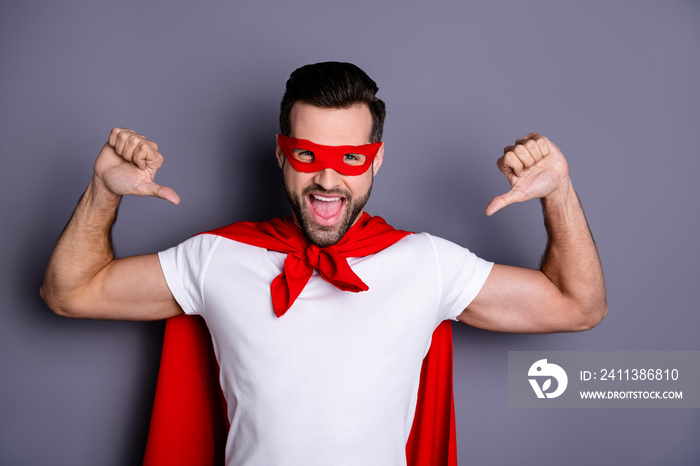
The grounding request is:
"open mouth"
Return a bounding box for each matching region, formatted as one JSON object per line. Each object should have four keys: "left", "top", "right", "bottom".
{"left": 307, "top": 193, "right": 346, "bottom": 225}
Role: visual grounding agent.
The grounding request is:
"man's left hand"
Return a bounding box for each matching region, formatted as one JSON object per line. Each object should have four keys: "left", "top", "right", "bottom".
{"left": 485, "top": 133, "right": 569, "bottom": 216}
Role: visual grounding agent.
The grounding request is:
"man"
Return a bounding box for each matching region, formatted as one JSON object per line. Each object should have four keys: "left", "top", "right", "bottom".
{"left": 41, "top": 62, "right": 606, "bottom": 465}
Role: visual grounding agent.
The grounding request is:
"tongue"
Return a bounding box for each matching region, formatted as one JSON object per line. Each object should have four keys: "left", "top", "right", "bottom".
{"left": 310, "top": 196, "right": 344, "bottom": 219}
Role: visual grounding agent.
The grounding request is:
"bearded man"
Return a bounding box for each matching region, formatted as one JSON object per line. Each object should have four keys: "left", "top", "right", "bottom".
{"left": 41, "top": 62, "right": 607, "bottom": 465}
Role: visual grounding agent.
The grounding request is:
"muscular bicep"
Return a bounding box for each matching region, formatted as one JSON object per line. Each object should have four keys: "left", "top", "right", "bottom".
{"left": 457, "top": 264, "right": 591, "bottom": 333}
{"left": 63, "top": 253, "right": 183, "bottom": 321}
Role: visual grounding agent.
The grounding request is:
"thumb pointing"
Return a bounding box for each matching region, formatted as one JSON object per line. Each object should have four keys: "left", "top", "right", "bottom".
{"left": 144, "top": 182, "right": 181, "bottom": 205}
{"left": 485, "top": 189, "right": 524, "bottom": 216}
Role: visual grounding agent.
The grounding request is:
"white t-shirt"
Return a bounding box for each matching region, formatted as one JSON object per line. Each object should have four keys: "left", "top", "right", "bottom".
{"left": 158, "top": 231, "right": 492, "bottom": 466}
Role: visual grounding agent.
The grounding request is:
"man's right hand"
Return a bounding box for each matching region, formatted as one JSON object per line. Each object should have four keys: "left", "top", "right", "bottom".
{"left": 41, "top": 127, "right": 184, "bottom": 320}
{"left": 93, "top": 127, "right": 180, "bottom": 205}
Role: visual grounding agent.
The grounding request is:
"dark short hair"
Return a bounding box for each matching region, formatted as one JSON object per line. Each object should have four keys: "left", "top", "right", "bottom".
{"left": 279, "top": 62, "right": 386, "bottom": 143}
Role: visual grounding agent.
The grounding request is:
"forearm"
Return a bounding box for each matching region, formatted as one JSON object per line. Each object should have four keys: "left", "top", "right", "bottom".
{"left": 461, "top": 134, "right": 606, "bottom": 333}
{"left": 539, "top": 177, "right": 607, "bottom": 327}
{"left": 41, "top": 177, "right": 122, "bottom": 315}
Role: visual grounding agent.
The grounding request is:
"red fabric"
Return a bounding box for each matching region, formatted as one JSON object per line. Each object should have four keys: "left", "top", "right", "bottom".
{"left": 143, "top": 316, "right": 228, "bottom": 466}
{"left": 277, "top": 134, "right": 382, "bottom": 175}
{"left": 406, "top": 321, "right": 458, "bottom": 466}
{"left": 206, "top": 213, "right": 409, "bottom": 317}
{"left": 144, "top": 214, "right": 458, "bottom": 465}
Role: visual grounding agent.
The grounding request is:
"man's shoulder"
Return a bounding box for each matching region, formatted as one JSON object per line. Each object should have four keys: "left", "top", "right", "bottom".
{"left": 379, "top": 232, "right": 483, "bottom": 266}
{"left": 374, "top": 231, "right": 451, "bottom": 256}
{"left": 197, "top": 216, "right": 289, "bottom": 238}
{"left": 390, "top": 231, "right": 457, "bottom": 247}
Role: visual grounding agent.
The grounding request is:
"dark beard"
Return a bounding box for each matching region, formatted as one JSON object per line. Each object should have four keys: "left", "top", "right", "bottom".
{"left": 283, "top": 176, "right": 373, "bottom": 248}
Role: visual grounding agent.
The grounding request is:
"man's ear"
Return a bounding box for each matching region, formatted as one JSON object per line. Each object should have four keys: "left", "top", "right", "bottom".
{"left": 372, "top": 142, "right": 384, "bottom": 176}
{"left": 275, "top": 135, "right": 285, "bottom": 169}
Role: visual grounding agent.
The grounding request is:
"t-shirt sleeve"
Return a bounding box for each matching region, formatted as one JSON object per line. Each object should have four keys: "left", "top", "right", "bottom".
{"left": 157, "top": 234, "right": 220, "bottom": 316}
{"left": 425, "top": 234, "right": 494, "bottom": 322}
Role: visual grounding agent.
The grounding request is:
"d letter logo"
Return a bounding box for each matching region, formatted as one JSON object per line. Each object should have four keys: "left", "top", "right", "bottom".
{"left": 528, "top": 359, "right": 568, "bottom": 399}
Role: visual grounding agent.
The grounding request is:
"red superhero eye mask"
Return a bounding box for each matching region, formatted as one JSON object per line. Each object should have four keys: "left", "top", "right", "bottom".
{"left": 277, "top": 134, "right": 382, "bottom": 176}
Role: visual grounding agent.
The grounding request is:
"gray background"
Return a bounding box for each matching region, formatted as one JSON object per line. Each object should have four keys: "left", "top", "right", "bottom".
{"left": 1, "top": 0, "right": 698, "bottom": 465}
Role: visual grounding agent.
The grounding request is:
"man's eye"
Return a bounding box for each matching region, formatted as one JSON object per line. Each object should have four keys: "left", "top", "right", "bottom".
{"left": 343, "top": 153, "right": 366, "bottom": 166}
{"left": 292, "top": 149, "right": 315, "bottom": 163}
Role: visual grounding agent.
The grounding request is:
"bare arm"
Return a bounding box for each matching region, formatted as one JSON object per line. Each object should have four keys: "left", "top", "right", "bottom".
{"left": 457, "top": 133, "right": 607, "bottom": 333}
{"left": 41, "top": 128, "right": 184, "bottom": 320}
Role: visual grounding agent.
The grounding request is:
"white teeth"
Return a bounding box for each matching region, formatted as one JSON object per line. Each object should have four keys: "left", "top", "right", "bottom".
{"left": 312, "top": 194, "right": 341, "bottom": 202}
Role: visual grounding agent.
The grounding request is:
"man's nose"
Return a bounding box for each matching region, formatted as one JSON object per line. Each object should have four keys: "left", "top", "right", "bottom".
{"left": 312, "top": 168, "right": 342, "bottom": 190}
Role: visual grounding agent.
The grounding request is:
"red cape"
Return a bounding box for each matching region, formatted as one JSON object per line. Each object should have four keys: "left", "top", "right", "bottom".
{"left": 143, "top": 219, "right": 458, "bottom": 465}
